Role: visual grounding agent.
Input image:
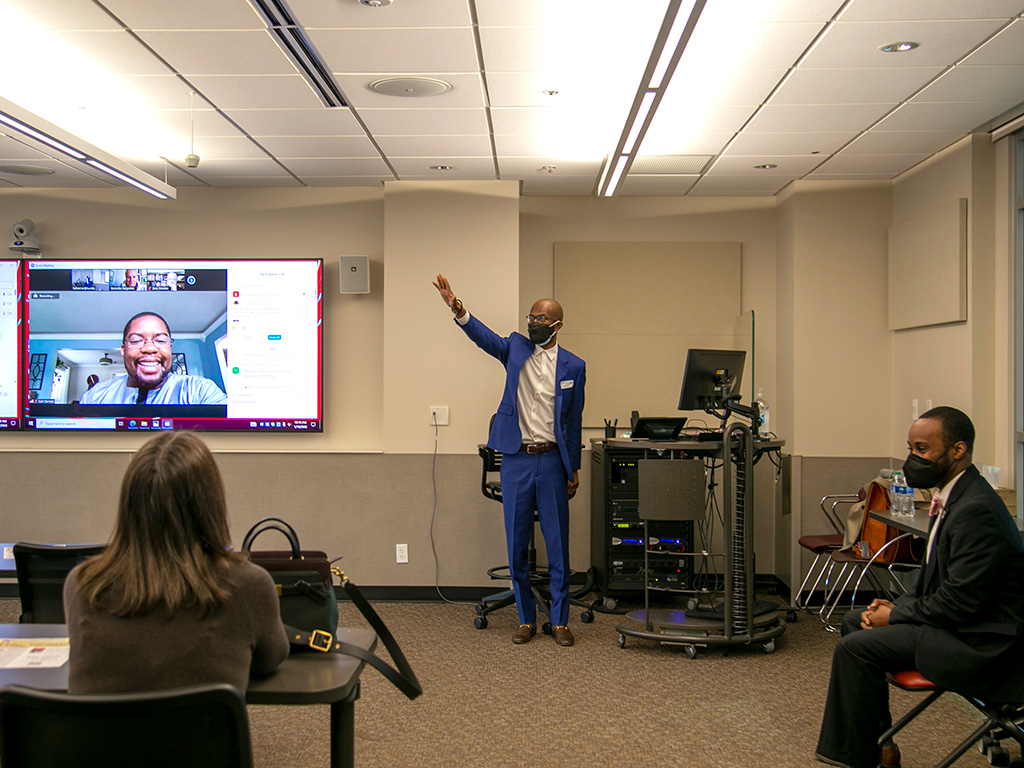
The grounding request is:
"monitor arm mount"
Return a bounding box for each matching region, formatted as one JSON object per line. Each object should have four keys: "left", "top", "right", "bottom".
{"left": 704, "top": 394, "right": 761, "bottom": 434}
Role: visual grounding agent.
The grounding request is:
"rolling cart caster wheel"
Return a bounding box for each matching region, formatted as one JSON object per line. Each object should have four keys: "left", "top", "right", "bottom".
{"left": 541, "top": 622, "right": 552, "bottom": 635}
{"left": 474, "top": 604, "right": 483, "bottom": 616}
{"left": 686, "top": 598, "right": 697, "bottom": 612}
{"left": 786, "top": 611, "right": 798, "bottom": 623}
{"left": 763, "top": 640, "right": 776, "bottom": 654}
{"left": 987, "top": 745, "right": 1010, "bottom": 766}
{"left": 473, "top": 616, "right": 487, "bottom": 630}
{"left": 617, "top": 634, "right": 626, "bottom": 649}
{"left": 603, "top": 597, "right": 617, "bottom": 611}
{"left": 981, "top": 736, "right": 997, "bottom": 754}
{"left": 683, "top": 645, "right": 697, "bottom": 659}
{"left": 580, "top": 611, "right": 594, "bottom": 624}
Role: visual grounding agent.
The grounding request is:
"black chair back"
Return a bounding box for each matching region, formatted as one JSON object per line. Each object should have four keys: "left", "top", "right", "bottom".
{"left": 13, "top": 543, "right": 106, "bottom": 623}
{"left": 0, "top": 683, "right": 253, "bottom": 768}
{"left": 479, "top": 414, "right": 503, "bottom": 502}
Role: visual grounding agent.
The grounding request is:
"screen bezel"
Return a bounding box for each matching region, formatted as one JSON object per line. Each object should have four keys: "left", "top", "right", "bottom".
{"left": 21, "top": 258, "right": 323, "bottom": 434}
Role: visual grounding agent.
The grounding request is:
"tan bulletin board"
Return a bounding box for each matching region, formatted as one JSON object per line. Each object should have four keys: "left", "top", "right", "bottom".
{"left": 553, "top": 241, "right": 742, "bottom": 428}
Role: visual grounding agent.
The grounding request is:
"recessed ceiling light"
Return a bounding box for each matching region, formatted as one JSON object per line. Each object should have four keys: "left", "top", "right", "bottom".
{"left": 370, "top": 77, "right": 452, "bottom": 97}
{"left": 430, "top": 165, "right": 453, "bottom": 171}
{"left": 880, "top": 41, "right": 919, "bottom": 53}
{"left": 540, "top": 165, "right": 557, "bottom": 173}
{"left": 0, "top": 164, "right": 55, "bottom": 175}
{"left": 542, "top": 90, "right": 559, "bottom": 97}
{"left": 754, "top": 164, "right": 777, "bottom": 170}
{"left": 358, "top": 0, "right": 392, "bottom": 6}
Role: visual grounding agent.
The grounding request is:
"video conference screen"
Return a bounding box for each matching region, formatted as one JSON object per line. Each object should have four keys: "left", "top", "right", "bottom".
{"left": 0, "top": 260, "right": 20, "bottom": 430}
{"left": 21, "top": 259, "right": 322, "bottom": 433}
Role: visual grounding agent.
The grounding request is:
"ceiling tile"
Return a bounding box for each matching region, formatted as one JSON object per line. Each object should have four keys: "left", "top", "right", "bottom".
{"left": 499, "top": 158, "right": 601, "bottom": 176}
{"left": 771, "top": 66, "right": 944, "bottom": 105}
{"left": 179, "top": 157, "right": 290, "bottom": 178}
{"left": 618, "top": 175, "right": 700, "bottom": 196}
{"left": 7, "top": 0, "right": 121, "bottom": 30}
{"left": 747, "top": 103, "right": 895, "bottom": 133}
{"left": 185, "top": 75, "right": 324, "bottom": 109}
{"left": 300, "top": 176, "right": 385, "bottom": 187}
{"left": 375, "top": 135, "right": 493, "bottom": 158}
{"left": 840, "top": 0, "right": 1024, "bottom": 22}
{"left": 642, "top": 105, "right": 760, "bottom": 154}
{"left": 961, "top": 18, "right": 1024, "bottom": 65}
{"left": 294, "top": 0, "right": 473, "bottom": 28}
{"left": 358, "top": 108, "right": 490, "bottom": 136}
{"left": 710, "top": 155, "right": 823, "bottom": 175}
{"left": 842, "top": 130, "right": 968, "bottom": 154}
{"left": 225, "top": 108, "right": 364, "bottom": 136}
{"left": 874, "top": 100, "right": 1021, "bottom": 131}
{"left": 311, "top": 28, "right": 480, "bottom": 74}
{"left": 98, "top": 0, "right": 263, "bottom": 30}
{"left": 912, "top": 65, "right": 1024, "bottom": 103}
{"left": 135, "top": 31, "right": 295, "bottom": 76}
{"left": 803, "top": 20, "right": 1008, "bottom": 68}
{"left": 256, "top": 136, "right": 379, "bottom": 158}
{"left": 152, "top": 109, "right": 246, "bottom": 138}
{"left": 726, "top": 131, "right": 859, "bottom": 156}
{"left": 689, "top": 175, "right": 786, "bottom": 195}
{"left": 520, "top": 176, "right": 598, "bottom": 196}
{"left": 390, "top": 157, "right": 496, "bottom": 177}
{"left": 817, "top": 153, "right": 929, "bottom": 174}
{"left": 282, "top": 157, "right": 392, "bottom": 176}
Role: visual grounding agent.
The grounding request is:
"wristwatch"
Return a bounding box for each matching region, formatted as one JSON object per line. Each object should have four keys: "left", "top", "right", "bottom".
{"left": 451, "top": 298, "right": 464, "bottom": 315}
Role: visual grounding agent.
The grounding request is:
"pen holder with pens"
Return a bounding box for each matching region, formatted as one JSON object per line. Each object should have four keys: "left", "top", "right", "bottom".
{"left": 604, "top": 421, "right": 617, "bottom": 438}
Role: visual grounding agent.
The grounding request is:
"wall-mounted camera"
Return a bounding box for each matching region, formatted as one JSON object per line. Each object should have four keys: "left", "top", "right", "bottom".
{"left": 10, "top": 219, "right": 41, "bottom": 253}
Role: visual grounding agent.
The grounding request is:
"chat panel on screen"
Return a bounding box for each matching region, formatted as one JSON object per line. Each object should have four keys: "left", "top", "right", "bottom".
{"left": 0, "top": 260, "right": 20, "bottom": 429}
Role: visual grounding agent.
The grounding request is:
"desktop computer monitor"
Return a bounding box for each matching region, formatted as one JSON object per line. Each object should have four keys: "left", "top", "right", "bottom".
{"left": 678, "top": 349, "right": 746, "bottom": 411}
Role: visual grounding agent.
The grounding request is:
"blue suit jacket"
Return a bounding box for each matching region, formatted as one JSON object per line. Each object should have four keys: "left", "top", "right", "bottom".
{"left": 459, "top": 314, "right": 585, "bottom": 476}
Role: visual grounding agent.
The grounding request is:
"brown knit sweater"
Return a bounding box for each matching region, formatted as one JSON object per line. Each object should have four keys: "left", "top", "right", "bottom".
{"left": 63, "top": 558, "right": 289, "bottom": 694}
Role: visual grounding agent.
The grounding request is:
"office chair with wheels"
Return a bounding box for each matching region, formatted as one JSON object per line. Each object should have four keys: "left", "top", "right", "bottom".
{"left": 881, "top": 671, "right": 1024, "bottom": 768}
{"left": 0, "top": 683, "right": 254, "bottom": 768}
{"left": 13, "top": 543, "right": 106, "bottom": 623}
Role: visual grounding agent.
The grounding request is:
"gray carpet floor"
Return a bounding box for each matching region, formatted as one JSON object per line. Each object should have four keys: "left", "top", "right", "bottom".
{"left": 1, "top": 598, "right": 1012, "bottom": 767}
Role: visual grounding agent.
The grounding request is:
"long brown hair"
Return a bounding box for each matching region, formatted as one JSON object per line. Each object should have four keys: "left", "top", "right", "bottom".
{"left": 76, "top": 431, "right": 240, "bottom": 616}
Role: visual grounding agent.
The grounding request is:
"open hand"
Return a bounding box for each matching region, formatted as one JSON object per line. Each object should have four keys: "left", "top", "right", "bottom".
{"left": 432, "top": 274, "right": 456, "bottom": 309}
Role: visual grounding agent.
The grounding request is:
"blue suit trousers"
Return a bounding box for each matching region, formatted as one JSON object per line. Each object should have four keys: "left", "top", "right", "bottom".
{"left": 499, "top": 450, "right": 571, "bottom": 625}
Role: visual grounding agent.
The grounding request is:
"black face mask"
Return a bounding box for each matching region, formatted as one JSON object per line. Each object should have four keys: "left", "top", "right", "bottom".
{"left": 902, "top": 451, "right": 950, "bottom": 489}
{"left": 528, "top": 321, "right": 558, "bottom": 346}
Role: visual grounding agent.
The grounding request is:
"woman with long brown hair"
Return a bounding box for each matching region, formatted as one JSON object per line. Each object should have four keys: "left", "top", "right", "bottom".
{"left": 64, "top": 431, "right": 288, "bottom": 693}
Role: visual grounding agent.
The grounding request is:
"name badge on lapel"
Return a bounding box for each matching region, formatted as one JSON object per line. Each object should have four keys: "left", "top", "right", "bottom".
{"left": 560, "top": 380, "right": 573, "bottom": 390}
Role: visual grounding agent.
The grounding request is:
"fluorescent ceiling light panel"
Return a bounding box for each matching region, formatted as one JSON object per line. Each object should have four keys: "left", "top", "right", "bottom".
{"left": 0, "top": 96, "right": 175, "bottom": 200}
{"left": 623, "top": 91, "right": 658, "bottom": 154}
{"left": 649, "top": 0, "right": 700, "bottom": 88}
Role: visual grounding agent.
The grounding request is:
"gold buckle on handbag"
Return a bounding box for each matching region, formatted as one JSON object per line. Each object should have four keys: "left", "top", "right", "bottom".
{"left": 308, "top": 629, "right": 333, "bottom": 652}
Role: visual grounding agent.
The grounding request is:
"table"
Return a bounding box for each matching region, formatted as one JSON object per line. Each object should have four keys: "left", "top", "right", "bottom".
{"left": 0, "top": 623, "right": 377, "bottom": 768}
{"left": 870, "top": 507, "right": 1024, "bottom": 537}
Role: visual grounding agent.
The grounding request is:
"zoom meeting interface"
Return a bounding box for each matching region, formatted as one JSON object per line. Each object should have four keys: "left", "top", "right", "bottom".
{"left": 0, "top": 261, "right": 18, "bottom": 428}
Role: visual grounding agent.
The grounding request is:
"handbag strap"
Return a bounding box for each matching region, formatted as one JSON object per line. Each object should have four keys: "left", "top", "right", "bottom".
{"left": 242, "top": 518, "right": 302, "bottom": 559}
{"left": 285, "top": 578, "right": 422, "bottom": 701}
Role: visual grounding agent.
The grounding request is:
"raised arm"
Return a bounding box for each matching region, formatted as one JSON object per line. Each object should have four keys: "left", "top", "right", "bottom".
{"left": 432, "top": 273, "right": 466, "bottom": 319}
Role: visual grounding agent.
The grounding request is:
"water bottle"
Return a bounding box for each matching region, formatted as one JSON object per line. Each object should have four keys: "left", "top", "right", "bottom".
{"left": 755, "top": 388, "right": 771, "bottom": 438}
{"left": 890, "top": 471, "right": 909, "bottom": 517}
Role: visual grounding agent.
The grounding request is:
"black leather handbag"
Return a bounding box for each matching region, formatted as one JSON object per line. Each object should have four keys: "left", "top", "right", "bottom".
{"left": 242, "top": 517, "right": 422, "bottom": 700}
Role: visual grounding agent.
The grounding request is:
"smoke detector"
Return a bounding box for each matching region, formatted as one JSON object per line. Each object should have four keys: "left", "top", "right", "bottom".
{"left": 359, "top": 0, "right": 392, "bottom": 6}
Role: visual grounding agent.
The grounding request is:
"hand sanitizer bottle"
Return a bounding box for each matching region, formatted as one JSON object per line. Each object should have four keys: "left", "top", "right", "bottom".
{"left": 755, "top": 388, "right": 770, "bottom": 438}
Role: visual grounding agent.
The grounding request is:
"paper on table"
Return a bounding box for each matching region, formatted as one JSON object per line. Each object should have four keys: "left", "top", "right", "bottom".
{"left": 0, "top": 638, "right": 70, "bottom": 668}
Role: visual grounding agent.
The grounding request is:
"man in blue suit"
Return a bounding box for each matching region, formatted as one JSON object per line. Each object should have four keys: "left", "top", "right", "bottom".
{"left": 434, "top": 274, "right": 586, "bottom": 646}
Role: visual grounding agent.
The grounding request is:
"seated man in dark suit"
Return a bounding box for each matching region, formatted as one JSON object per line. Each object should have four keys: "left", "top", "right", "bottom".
{"left": 816, "top": 406, "right": 1024, "bottom": 768}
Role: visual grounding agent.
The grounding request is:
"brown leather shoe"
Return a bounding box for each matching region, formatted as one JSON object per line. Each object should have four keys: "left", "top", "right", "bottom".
{"left": 879, "top": 743, "right": 901, "bottom": 768}
{"left": 553, "top": 625, "right": 574, "bottom": 646}
{"left": 512, "top": 623, "right": 536, "bottom": 644}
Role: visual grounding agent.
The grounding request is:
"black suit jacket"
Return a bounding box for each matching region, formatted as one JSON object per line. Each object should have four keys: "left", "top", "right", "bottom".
{"left": 890, "top": 464, "right": 1024, "bottom": 700}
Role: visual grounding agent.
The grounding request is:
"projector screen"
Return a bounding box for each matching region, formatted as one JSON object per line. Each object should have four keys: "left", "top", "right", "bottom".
{"left": 0, "top": 259, "right": 20, "bottom": 430}
{"left": 22, "top": 259, "right": 322, "bottom": 433}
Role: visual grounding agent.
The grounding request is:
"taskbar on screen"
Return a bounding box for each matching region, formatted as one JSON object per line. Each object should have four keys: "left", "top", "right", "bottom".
{"left": 0, "top": 418, "right": 20, "bottom": 430}
{"left": 23, "top": 417, "right": 321, "bottom": 432}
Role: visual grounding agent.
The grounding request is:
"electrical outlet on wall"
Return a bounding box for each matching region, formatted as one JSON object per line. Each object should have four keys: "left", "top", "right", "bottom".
{"left": 396, "top": 543, "right": 408, "bottom": 564}
{"left": 430, "top": 406, "right": 449, "bottom": 426}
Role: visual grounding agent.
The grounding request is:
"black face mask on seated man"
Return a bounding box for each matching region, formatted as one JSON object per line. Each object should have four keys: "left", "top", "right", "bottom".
{"left": 902, "top": 451, "right": 951, "bottom": 489}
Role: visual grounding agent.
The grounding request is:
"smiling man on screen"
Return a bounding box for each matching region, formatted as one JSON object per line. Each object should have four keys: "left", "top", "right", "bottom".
{"left": 80, "top": 312, "right": 227, "bottom": 406}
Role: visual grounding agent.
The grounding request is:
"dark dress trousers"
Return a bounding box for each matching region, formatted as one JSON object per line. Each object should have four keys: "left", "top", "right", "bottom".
{"left": 816, "top": 464, "right": 1024, "bottom": 768}
{"left": 459, "top": 314, "right": 585, "bottom": 626}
